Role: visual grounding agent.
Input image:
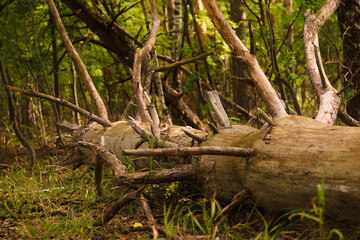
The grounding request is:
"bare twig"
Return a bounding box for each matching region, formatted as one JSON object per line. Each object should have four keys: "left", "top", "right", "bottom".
{"left": 140, "top": 193, "right": 159, "bottom": 239}
{"left": 6, "top": 86, "right": 111, "bottom": 127}
{"left": 93, "top": 187, "right": 144, "bottom": 227}
{"left": 208, "top": 90, "right": 231, "bottom": 128}
{"left": 207, "top": 121, "right": 219, "bottom": 134}
{"left": 214, "top": 189, "right": 251, "bottom": 223}
{"left": 154, "top": 52, "right": 213, "bottom": 72}
{"left": 78, "top": 141, "right": 127, "bottom": 177}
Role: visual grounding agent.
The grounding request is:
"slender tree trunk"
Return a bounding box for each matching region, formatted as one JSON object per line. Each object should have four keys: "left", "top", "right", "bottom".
{"left": 169, "top": 0, "right": 182, "bottom": 90}
{"left": 229, "top": 0, "right": 253, "bottom": 116}
{"left": 70, "top": 64, "right": 81, "bottom": 125}
{"left": 50, "top": 12, "right": 61, "bottom": 122}
{"left": 141, "top": 0, "right": 172, "bottom": 124}
{"left": 337, "top": 0, "right": 360, "bottom": 120}
{"left": 0, "top": 55, "right": 35, "bottom": 166}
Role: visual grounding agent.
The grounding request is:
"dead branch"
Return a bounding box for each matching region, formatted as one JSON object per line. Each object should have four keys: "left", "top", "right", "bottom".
{"left": 56, "top": 120, "right": 82, "bottom": 133}
{"left": 338, "top": 107, "right": 360, "bottom": 127}
{"left": 201, "top": 0, "right": 287, "bottom": 118}
{"left": 6, "top": 86, "right": 111, "bottom": 127}
{"left": 214, "top": 189, "right": 251, "bottom": 223}
{"left": 93, "top": 187, "right": 144, "bottom": 227}
{"left": 154, "top": 52, "right": 213, "bottom": 72}
{"left": 147, "top": 103, "right": 161, "bottom": 137}
{"left": 181, "top": 127, "right": 208, "bottom": 143}
{"left": 207, "top": 121, "right": 219, "bottom": 134}
{"left": 0, "top": 55, "right": 36, "bottom": 166}
{"left": 127, "top": 118, "right": 179, "bottom": 148}
{"left": 46, "top": 0, "right": 109, "bottom": 121}
{"left": 303, "top": 0, "right": 341, "bottom": 124}
{"left": 78, "top": 141, "right": 126, "bottom": 177}
{"left": 115, "top": 164, "right": 196, "bottom": 185}
{"left": 122, "top": 146, "right": 256, "bottom": 157}
{"left": 157, "top": 54, "right": 191, "bottom": 75}
{"left": 208, "top": 90, "right": 231, "bottom": 128}
{"left": 140, "top": 193, "right": 159, "bottom": 239}
{"left": 140, "top": 0, "right": 172, "bottom": 125}
{"left": 257, "top": 108, "right": 275, "bottom": 126}
{"left": 132, "top": 0, "right": 160, "bottom": 122}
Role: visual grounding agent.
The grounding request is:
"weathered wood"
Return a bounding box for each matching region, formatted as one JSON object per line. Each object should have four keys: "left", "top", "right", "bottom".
{"left": 207, "top": 90, "right": 231, "bottom": 128}
{"left": 257, "top": 108, "right": 275, "bottom": 126}
{"left": 199, "top": 115, "right": 360, "bottom": 225}
{"left": 181, "top": 127, "right": 208, "bottom": 143}
{"left": 81, "top": 117, "right": 360, "bottom": 224}
{"left": 201, "top": 0, "right": 287, "bottom": 118}
{"left": 127, "top": 119, "right": 179, "bottom": 148}
{"left": 122, "top": 147, "right": 256, "bottom": 157}
{"left": 303, "top": 0, "right": 341, "bottom": 124}
{"left": 140, "top": 193, "right": 159, "bottom": 239}
{"left": 78, "top": 141, "right": 126, "bottom": 177}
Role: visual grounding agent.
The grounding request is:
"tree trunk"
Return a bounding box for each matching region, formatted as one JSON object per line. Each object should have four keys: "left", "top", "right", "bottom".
{"left": 337, "top": 0, "right": 360, "bottom": 120}
{"left": 80, "top": 116, "right": 360, "bottom": 225}
{"left": 229, "top": 0, "right": 253, "bottom": 115}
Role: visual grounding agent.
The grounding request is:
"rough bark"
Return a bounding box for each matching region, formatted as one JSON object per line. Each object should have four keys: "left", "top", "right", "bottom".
{"left": 80, "top": 117, "right": 360, "bottom": 225}
{"left": 61, "top": 0, "right": 135, "bottom": 68}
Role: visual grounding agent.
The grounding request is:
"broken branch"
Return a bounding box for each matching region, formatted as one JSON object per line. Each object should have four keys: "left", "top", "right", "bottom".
{"left": 93, "top": 187, "right": 144, "bottom": 227}
{"left": 78, "top": 141, "right": 126, "bottom": 177}
{"left": 154, "top": 52, "right": 213, "bottom": 72}
{"left": 6, "top": 86, "right": 111, "bottom": 127}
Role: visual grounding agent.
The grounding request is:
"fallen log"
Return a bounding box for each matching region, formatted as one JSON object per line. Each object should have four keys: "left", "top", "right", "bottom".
{"left": 80, "top": 116, "right": 360, "bottom": 225}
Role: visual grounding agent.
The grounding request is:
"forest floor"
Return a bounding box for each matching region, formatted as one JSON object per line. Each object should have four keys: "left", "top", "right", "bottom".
{"left": 0, "top": 142, "right": 359, "bottom": 239}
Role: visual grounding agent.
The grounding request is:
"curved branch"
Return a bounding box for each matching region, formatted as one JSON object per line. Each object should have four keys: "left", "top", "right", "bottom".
{"left": 132, "top": 0, "right": 160, "bottom": 122}
{"left": 6, "top": 86, "right": 111, "bottom": 127}
{"left": 46, "top": 0, "right": 109, "bottom": 121}
{"left": 201, "top": 0, "right": 287, "bottom": 119}
{"left": 303, "top": 0, "right": 341, "bottom": 124}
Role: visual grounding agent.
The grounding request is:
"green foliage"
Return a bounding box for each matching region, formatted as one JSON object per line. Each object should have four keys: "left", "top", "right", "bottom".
{"left": 184, "top": 72, "right": 198, "bottom": 94}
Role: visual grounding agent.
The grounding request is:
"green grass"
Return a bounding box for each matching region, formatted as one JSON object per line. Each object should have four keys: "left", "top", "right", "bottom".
{"left": 0, "top": 160, "right": 358, "bottom": 239}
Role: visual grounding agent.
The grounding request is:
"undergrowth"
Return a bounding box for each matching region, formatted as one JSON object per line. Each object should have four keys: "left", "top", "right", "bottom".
{"left": 0, "top": 160, "right": 359, "bottom": 239}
